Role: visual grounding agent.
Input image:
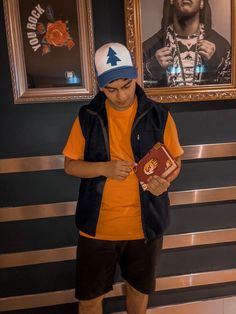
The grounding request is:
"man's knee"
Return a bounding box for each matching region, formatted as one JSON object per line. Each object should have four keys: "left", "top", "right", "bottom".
{"left": 126, "top": 281, "right": 148, "bottom": 298}
{"left": 78, "top": 294, "right": 104, "bottom": 314}
{"left": 126, "top": 281, "right": 149, "bottom": 314}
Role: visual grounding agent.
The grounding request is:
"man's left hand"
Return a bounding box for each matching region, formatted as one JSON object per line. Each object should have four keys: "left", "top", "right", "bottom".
{"left": 198, "top": 40, "right": 216, "bottom": 61}
{"left": 146, "top": 175, "right": 170, "bottom": 196}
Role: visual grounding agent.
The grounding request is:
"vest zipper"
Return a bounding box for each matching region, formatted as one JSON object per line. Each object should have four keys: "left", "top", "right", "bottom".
{"left": 131, "top": 108, "right": 151, "bottom": 133}
{"left": 131, "top": 107, "right": 152, "bottom": 242}
{"left": 88, "top": 107, "right": 151, "bottom": 241}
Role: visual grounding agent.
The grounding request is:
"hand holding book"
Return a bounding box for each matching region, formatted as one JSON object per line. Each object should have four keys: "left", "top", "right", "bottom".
{"left": 145, "top": 175, "right": 170, "bottom": 196}
{"left": 134, "top": 143, "right": 178, "bottom": 192}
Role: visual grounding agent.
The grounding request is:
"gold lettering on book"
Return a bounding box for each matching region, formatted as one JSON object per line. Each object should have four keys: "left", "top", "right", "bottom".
{"left": 143, "top": 158, "right": 159, "bottom": 175}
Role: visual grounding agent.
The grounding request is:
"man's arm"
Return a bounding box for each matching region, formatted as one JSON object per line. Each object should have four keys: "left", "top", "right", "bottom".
{"left": 64, "top": 157, "right": 134, "bottom": 181}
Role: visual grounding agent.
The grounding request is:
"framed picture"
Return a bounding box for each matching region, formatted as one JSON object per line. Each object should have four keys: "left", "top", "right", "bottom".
{"left": 4, "top": 0, "right": 96, "bottom": 103}
{"left": 125, "top": 0, "right": 235, "bottom": 103}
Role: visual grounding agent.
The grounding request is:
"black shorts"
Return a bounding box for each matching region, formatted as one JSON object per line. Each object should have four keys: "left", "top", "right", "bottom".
{"left": 75, "top": 235, "right": 163, "bottom": 300}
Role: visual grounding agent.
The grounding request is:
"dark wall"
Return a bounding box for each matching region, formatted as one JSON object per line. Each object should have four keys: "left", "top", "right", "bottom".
{"left": 1, "top": 0, "right": 236, "bottom": 313}
{"left": 0, "top": 0, "right": 126, "bottom": 160}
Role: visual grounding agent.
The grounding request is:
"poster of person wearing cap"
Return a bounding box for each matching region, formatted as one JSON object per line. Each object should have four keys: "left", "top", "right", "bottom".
{"left": 141, "top": 0, "right": 232, "bottom": 88}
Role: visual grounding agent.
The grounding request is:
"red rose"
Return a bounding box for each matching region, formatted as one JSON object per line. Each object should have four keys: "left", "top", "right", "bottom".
{"left": 43, "top": 20, "right": 73, "bottom": 47}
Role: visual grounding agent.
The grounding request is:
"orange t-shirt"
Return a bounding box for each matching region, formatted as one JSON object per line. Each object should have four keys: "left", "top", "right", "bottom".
{"left": 63, "top": 98, "right": 184, "bottom": 240}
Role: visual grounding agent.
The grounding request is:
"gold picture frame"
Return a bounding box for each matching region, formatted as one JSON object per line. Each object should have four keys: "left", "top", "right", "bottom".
{"left": 125, "top": 0, "right": 236, "bottom": 103}
{"left": 4, "top": 0, "right": 96, "bottom": 103}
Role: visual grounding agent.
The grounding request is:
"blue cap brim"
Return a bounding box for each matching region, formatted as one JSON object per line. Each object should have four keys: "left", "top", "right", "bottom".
{"left": 97, "top": 66, "right": 137, "bottom": 88}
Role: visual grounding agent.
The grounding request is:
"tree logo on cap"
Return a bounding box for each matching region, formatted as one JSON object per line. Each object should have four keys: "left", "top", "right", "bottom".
{"left": 106, "top": 47, "right": 121, "bottom": 66}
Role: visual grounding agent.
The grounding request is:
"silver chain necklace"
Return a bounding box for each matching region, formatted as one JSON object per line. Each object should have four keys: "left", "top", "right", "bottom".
{"left": 172, "top": 28, "right": 201, "bottom": 85}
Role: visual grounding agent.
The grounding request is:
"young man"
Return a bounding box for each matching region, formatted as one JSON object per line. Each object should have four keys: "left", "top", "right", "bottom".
{"left": 63, "top": 42, "right": 184, "bottom": 314}
{"left": 143, "top": 0, "right": 231, "bottom": 87}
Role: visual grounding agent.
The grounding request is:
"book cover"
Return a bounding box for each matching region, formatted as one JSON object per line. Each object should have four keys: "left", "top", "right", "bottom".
{"left": 134, "top": 143, "right": 178, "bottom": 191}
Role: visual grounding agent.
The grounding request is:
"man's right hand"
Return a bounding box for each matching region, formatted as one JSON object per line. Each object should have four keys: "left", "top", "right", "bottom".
{"left": 102, "top": 160, "right": 134, "bottom": 180}
{"left": 64, "top": 158, "right": 134, "bottom": 180}
{"left": 155, "top": 47, "right": 173, "bottom": 69}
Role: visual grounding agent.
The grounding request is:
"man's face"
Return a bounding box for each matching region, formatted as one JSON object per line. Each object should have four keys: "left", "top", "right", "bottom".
{"left": 100, "top": 78, "right": 137, "bottom": 111}
{"left": 173, "top": 0, "right": 202, "bottom": 17}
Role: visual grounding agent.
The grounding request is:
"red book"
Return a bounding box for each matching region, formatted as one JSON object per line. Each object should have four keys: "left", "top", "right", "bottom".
{"left": 134, "top": 143, "right": 178, "bottom": 191}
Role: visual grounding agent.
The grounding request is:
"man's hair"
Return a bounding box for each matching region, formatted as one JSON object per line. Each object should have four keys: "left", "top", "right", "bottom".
{"left": 161, "top": 0, "right": 212, "bottom": 34}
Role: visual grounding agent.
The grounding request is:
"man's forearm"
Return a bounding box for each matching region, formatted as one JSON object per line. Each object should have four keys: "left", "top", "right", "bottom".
{"left": 65, "top": 157, "right": 135, "bottom": 180}
{"left": 64, "top": 157, "right": 105, "bottom": 178}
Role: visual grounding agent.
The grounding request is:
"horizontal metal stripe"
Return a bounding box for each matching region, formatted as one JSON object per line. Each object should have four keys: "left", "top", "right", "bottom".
{"left": 0, "top": 289, "right": 77, "bottom": 312}
{"left": 1, "top": 186, "right": 235, "bottom": 223}
{"left": 107, "top": 268, "right": 236, "bottom": 297}
{"left": 169, "top": 186, "right": 236, "bottom": 205}
{"left": 0, "top": 247, "right": 76, "bottom": 268}
{"left": 0, "top": 155, "right": 64, "bottom": 173}
{"left": 163, "top": 228, "right": 236, "bottom": 249}
{"left": 0, "top": 202, "right": 76, "bottom": 222}
{"left": 1, "top": 228, "right": 236, "bottom": 268}
{"left": 0, "top": 142, "right": 235, "bottom": 173}
{"left": 1, "top": 269, "right": 236, "bottom": 311}
{"left": 116, "top": 296, "right": 236, "bottom": 314}
{"left": 181, "top": 142, "right": 236, "bottom": 160}
{"left": 0, "top": 188, "right": 234, "bottom": 222}
{"left": 155, "top": 268, "right": 236, "bottom": 292}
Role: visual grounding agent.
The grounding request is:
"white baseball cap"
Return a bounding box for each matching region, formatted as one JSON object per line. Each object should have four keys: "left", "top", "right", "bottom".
{"left": 95, "top": 42, "right": 137, "bottom": 88}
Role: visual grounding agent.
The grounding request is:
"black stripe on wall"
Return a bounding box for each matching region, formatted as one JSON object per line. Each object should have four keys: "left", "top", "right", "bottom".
{"left": 0, "top": 216, "right": 78, "bottom": 254}
{"left": 167, "top": 201, "right": 236, "bottom": 234}
{"left": 170, "top": 158, "right": 236, "bottom": 191}
{"left": 0, "top": 170, "right": 80, "bottom": 207}
{"left": 0, "top": 303, "right": 78, "bottom": 314}
{"left": 0, "top": 261, "right": 76, "bottom": 298}
{"left": 171, "top": 107, "right": 236, "bottom": 145}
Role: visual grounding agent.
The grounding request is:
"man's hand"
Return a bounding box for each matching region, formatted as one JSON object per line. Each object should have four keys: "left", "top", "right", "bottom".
{"left": 102, "top": 160, "right": 134, "bottom": 180}
{"left": 155, "top": 47, "right": 173, "bottom": 69}
{"left": 198, "top": 40, "right": 216, "bottom": 61}
{"left": 146, "top": 175, "right": 170, "bottom": 196}
{"left": 64, "top": 158, "right": 134, "bottom": 180}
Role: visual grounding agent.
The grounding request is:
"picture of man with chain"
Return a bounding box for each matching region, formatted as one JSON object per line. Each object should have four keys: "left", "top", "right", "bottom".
{"left": 142, "top": 0, "right": 231, "bottom": 88}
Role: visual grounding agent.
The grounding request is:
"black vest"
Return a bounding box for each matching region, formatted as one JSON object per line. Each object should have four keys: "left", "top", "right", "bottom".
{"left": 76, "top": 84, "right": 170, "bottom": 240}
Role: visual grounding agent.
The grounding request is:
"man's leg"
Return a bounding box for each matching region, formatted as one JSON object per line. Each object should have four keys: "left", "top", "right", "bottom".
{"left": 126, "top": 281, "right": 148, "bottom": 314}
{"left": 76, "top": 236, "right": 118, "bottom": 314}
{"left": 78, "top": 295, "right": 104, "bottom": 314}
{"left": 120, "top": 237, "right": 163, "bottom": 314}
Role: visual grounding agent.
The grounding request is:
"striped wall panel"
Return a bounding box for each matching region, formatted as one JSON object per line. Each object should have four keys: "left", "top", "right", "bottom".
{"left": 1, "top": 142, "right": 236, "bottom": 312}
{"left": 1, "top": 227, "right": 236, "bottom": 268}
{"left": 1, "top": 142, "right": 236, "bottom": 173}
{"left": 1, "top": 270, "right": 236, "bottom": 311}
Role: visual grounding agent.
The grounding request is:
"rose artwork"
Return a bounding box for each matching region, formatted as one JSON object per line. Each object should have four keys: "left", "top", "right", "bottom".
{"left": 33, "top": 5, "right": 76, "bottom": 56}
{"left": 43, "top": 20, "right": 75, "bottom": 49}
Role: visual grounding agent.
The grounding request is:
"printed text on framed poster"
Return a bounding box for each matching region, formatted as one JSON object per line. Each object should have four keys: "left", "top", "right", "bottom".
{"left": 4, "top": 0, "right": 96, "bottom": 103}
